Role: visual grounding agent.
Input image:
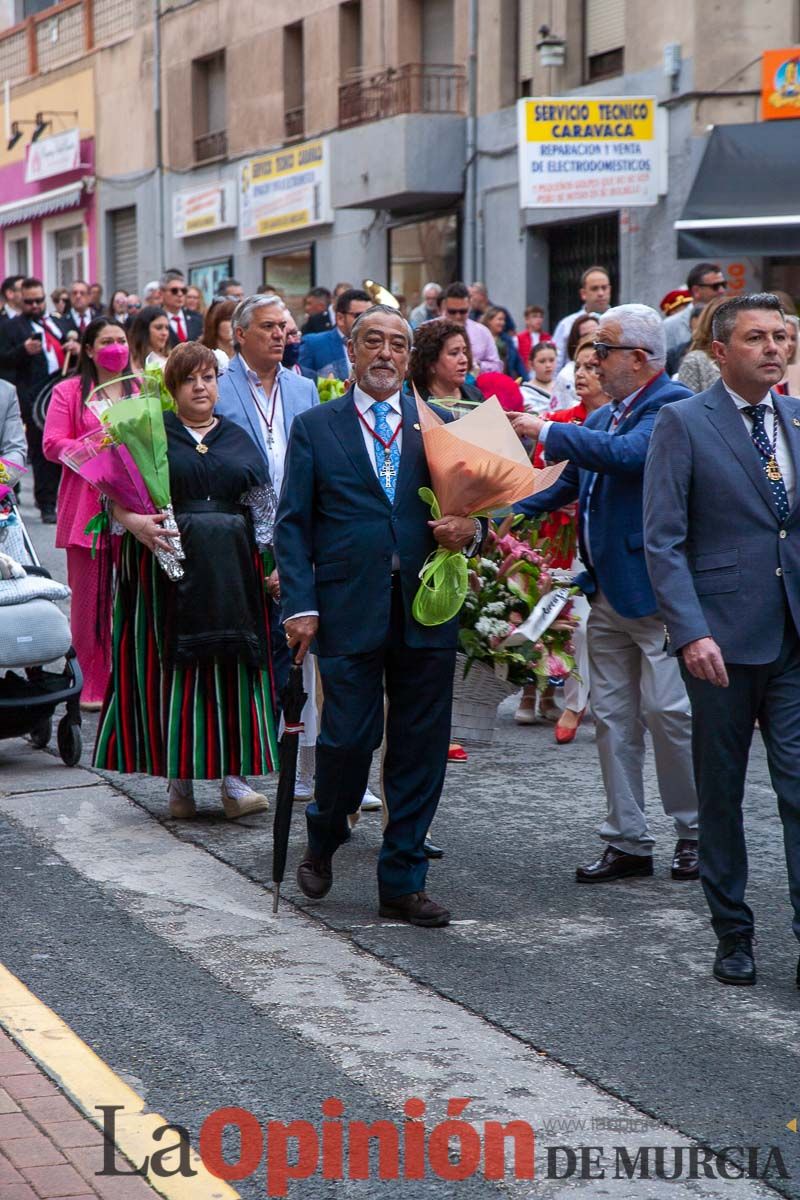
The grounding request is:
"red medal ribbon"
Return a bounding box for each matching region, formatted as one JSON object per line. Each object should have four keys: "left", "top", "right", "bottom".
{"left": 356, "top": 407, "right": 403, "bottom": 452}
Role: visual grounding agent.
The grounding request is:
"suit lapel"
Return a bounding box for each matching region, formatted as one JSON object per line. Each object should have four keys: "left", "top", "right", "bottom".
{"left": 231, "top": 357, "right": 269, "bottom": 459}
{"left": 704, "top": 380, "right": 777, "bottom": 517}
{"left": 774, "top": 393, "right": 800, "bottom": 520}
{"left": 329, "top": 389, "right": 391, "bottom": 507}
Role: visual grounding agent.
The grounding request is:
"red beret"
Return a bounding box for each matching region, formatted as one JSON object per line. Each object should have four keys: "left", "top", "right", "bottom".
{"left": 660, "top": 288, "right": 692, "bottom": 316}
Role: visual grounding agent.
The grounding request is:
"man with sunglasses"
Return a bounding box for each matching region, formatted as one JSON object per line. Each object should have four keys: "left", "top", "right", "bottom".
{"left": 161, "top": 272, "right": 203, "bottom": 346}
{"left": 664, "top": 262, "right": 727, "bottom": 375}
{"left": 510, "top": 304, "right": 698, "bottom": 885}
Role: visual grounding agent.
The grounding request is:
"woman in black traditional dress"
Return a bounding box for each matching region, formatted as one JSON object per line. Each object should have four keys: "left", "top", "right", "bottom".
{"left": 95, "top": 342, "right": 279, "bottom": 818}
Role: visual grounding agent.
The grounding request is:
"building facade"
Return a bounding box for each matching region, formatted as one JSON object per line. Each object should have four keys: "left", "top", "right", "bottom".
{"left": 0, "top": 0, "right": 798, "bottom": 323}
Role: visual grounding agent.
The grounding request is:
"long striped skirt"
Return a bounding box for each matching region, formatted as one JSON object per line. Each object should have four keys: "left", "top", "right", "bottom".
{"left": 94, "top": 534, "right": 279, "bottom": 779}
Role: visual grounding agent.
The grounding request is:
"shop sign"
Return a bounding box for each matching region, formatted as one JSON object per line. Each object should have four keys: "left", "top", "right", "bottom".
{"left": 173, "top": 182, "right": 237, "bottom": 238}
{"left": 517, "top": 97, "right": 660, "bottom": 209}
{"left": 239, "top": 138, "right": 332, "bottom": 241}
{"left": 761, "top": 48, "right": 800, "bottom": 120}
{"left": 25, "top": 128, "right": 80, "bottom": 184}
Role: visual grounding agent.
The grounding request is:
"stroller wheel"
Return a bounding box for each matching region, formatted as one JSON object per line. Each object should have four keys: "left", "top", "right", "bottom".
{"left": 29, "top": 716, "right": 52, "bottom": 750}
{"left": 57, "top": 716, "right": 82, "bottom": 767}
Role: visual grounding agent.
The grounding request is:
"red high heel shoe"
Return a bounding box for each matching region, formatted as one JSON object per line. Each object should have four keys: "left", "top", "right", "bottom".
{"left": 447, "top": 742, "right": 469, "bottom": 762}
{"left": 555, "top": 708, "right": 585, "bottom": 745}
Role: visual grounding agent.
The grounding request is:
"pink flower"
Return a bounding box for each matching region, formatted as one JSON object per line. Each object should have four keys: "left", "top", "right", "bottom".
{"left": 546, "top": 653, "right": 570, "bottom": 678}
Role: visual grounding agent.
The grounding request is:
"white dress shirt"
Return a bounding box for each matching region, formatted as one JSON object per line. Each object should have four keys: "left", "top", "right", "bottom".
{"left": 242, "top": 358, "right": 288, "bottom": 499}
{"left": 29, "top": 320, "right": 59, "bottom": 374}
{"left": 168, "top": 309, "right": 189, "bottom": 341}
{"left": 724, "top": 383, "right": 795, "bottom": 508}
{"left": 353, "top": 384, "right": 403, "bottom": 470}
{"left": 552, "top": 307, "right": 589, "bottom": 370}
{"left": 69, "top": 308, "right": 90, "bottom": 333}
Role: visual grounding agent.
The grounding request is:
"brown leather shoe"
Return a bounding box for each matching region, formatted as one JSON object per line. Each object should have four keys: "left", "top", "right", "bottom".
{"left": 296, "top": 848, "right": 333, "bottom": 900}
{"left": 671, "top": 838, "right": 699, "bottom": 881}
{"left": 379, "top": 891, "right": 451, "bottom": 927}
{"left": 576, "top": 845, "right": 653, "bottom": 884}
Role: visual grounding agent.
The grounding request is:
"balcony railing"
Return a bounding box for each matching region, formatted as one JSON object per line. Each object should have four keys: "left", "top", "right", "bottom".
{"left": 194, "top": 129, "right": 228, "bottom": 163}
{"left": 338, "top": 63, "right": 466, "bottom": 129}
{"left": 0, "top": 0, "right": 134, "bottom": 84}
{"left": 284, "top": 106, "right": 305, "bottom": 141}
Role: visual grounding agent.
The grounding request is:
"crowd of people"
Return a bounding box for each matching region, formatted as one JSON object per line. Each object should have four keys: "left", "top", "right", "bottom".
{"left": 1, "top": 260, "right": 799, "bottom": 977}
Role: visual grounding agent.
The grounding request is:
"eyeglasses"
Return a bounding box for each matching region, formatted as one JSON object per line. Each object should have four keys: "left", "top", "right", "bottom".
{"left": 592, "top": 341, "right": 652, "bottom": 360}
{"left": 444, "top": 306, "right": 469, "bottom": 316}
{"left": 22, "top": 297, "right": 44, "bottom": 305}
{"left": 699, "top": 280, "right": 727, "bottom": 291}
{"left": 166, "top": 286, "right": 188, "bottom": 295}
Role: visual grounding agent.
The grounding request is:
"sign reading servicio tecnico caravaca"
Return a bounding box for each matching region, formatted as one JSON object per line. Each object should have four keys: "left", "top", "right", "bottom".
{"left": 517, "top": 97, "right": 659, "bottom": 209}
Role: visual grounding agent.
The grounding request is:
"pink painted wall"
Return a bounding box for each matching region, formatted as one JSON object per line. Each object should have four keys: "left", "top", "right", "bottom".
{"left": 0, "top": 138, "right": 95, "bottom": 283}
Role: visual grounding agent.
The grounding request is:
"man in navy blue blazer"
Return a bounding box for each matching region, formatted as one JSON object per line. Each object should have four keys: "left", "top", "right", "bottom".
{"left": 645, "top": 293, "right": 800, "bottom": 987}
{"left": 510, "top": 304, "right": 699, "bottom": 884}
{"left": 297, "top": 288, "right": 371, "bottom": 378}
{"left": 274, "top": 305, "right": 482, "bottom": 926}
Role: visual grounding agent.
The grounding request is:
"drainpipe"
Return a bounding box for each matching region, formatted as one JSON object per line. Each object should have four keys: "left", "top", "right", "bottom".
{"left": 153, "top": 0, "right": 165, "bottom": 269}
{"left": 463, "top": 0, "right": 478, "bottom": 281}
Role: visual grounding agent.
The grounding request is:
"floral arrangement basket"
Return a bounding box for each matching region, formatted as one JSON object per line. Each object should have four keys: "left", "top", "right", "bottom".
{"left": 450, "top": 516, "right": 579, "bottom": 746}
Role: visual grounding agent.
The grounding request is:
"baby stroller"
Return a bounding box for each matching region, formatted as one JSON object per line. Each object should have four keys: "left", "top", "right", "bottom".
{"left": 0, "top": 500, "right": 83, "bottom": 766}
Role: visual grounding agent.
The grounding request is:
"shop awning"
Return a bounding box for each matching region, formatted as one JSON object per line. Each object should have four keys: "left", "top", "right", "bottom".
{"left": 0, "top": 181, "right": 85, "bottom": 229}
{"left": 675, "top": 122, "right": 800, "bottom": 257}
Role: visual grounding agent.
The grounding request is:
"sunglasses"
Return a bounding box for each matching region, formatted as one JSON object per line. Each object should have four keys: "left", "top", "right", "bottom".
{"left": 22, "top": 297, "right": 44, "bottom": 305}
{"left": 700, "top": 280, "right": 727, "bottom": 291}
{"left": 592, "top": 341, "right": 652, "bottom": 360}
{"left": 167, "top": 286, "right": 188, "bottom": 295}
{"left": 444, "top": 306, "right": 469, "bottom": 316}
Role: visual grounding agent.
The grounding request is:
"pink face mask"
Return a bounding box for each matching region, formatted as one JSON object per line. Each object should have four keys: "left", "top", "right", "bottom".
{"left": 94, "top": 342, "right": 129, "bottom": 372}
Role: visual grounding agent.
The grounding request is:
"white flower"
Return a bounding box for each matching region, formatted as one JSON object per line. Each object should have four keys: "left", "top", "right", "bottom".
{"left": 483, "top": 601, "right": 507, "bottom": 617}
{"left": 475, "top": 616, "right": 512, "bottom": 638}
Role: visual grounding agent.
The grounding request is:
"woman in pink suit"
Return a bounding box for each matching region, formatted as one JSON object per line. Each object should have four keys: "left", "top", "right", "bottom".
{"left": 43, "top": 318, "right": 137, "bottom": 708}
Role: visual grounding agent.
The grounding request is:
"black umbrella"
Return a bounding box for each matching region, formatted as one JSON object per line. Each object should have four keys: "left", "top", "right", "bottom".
{"left": 272, "top": 658, "right": 308, "bottom": 913}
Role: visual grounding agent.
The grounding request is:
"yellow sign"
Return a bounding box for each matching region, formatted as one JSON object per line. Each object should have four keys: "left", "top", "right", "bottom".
{"left": 525, "top": 99, "right": 654, "bottom": 142}
{"left": 239, "top": 138, "right": 332, "bottom": 241}
{"left": 761, "top": 48, "right": 800, "bottom": 120}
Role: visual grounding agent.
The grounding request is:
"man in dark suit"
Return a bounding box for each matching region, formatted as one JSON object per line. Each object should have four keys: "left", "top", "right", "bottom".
{"left": 274, "top": 305, "right": 482, "bottom": 926}
{"left": 300, "top": 286, "right": 333, "bottom": 334}
{"left": 510, "top": 304, "right": 698, "bottom": 883}
{"left": 58, "top": 280, "right": 94, "bottom": 338}
{"left": 298, "top": 288, "right": 370, "bottom": 378}
{"left": 161, "top": 273, "right": 203, "bottom": 346}
{"left": 0, "top": 277, "right": 64, "bottom": 520}
{"left": 644, "top": 293, "right": 800, "bottom": 987}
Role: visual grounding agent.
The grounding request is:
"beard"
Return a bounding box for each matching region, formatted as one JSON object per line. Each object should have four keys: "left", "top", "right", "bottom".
{"left": 362, "top": 362, "right": 401, "bottom": 392}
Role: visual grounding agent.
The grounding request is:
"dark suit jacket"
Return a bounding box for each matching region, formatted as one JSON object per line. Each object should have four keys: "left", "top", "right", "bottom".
{"left": 167, "top": 309, "right": 203, "bottom": 347}
{"left": 298, "top": 328, "right": 349, "bottom": 377}
{"left": 0, "top": 315, "right": 59, "bottom": 405}
{"left": 516, "top": 371, "right": 692, "bottom": 619}
{"left": 644, "top": 380, "right": 800, "bottom": 664}
{"left": 274, "top": 388, "right": 460, "bottom": 657}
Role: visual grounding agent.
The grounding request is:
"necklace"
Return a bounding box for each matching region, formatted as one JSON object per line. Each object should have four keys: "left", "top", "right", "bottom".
{"left": 181, "top": 418, "right": 216, "bottom": 430}
{"left": 763, "top": 406, "right": 782, "bottom": 481}
{"left": 180, "top": 416, "right": 216, "bottom": 454}
{"left": 356, "top": 408, "right": 402, "bottom": 488}
{"left": 248, "top": 375, "right": 280, "bottom": 448}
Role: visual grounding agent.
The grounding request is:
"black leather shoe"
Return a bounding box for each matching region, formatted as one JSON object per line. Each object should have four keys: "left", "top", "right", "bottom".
{"left": 713, "top": 933, "right": 756, "bottom": 985}
{"left": 423, "top": 837, "right": 444, "bottom": 859}
{"left": 379, "top": 891, "right": 450, "bottom": 927}
{"left": 576, "top": 845, "right": 653, "bottom": 884}
{"left": 40, "top": 507, "right": 56, "bottom": 525}
{"left": 671, "top": 838, "right": 699, "bottom": 881}
{"left": 296, "top": 848, "right": 332, "bottom": 900}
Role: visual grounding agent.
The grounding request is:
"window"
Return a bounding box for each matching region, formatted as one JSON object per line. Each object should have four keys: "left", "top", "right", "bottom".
{"left": 388, "top": 213, "right": 459, "bottom": 313}
{"left": 284, "top": 23, "right": 305, "bottom": 140}
{"left": 339, "top": 0, "right": 362, "bottom": 80}
{"left": 193, "top": 51, "right": 227, "bottom": 163}
{"left": 584, "top": 0, "right": 624, "bottom": 82}
{"left": 43, "top": 220, "right": 86, "bottom": 290}
{"left": 421, "top": 0, "right": 454, "bottom": 63}
{"left": 5, "top": 227, "right": 31, "bottom": 276}
{"left": 109, "top": 207, "right": 138, "bottom": 293}
{"left": 262, "top": 247, "right": 313, "bottom": 325}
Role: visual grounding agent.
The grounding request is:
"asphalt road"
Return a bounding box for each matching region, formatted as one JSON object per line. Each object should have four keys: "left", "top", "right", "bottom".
{"left": 1, "top": 485, "right": 799, "bottom": 1198}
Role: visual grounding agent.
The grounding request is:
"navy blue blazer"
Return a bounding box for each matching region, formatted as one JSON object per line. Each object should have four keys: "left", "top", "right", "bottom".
{"left": 644, "top": 380, "right": 800, "bottom": 664}
{"left": 516, "top": 371, "right": 692, "bottom": 619}
{"left": 274, "top": 388, "right": 460, "bottom": 657}
{"left": 215, "top": 355, "right": 319, "bottom": 463}
{"left": 298, "top": 328, "right": 349, "bottom": 376}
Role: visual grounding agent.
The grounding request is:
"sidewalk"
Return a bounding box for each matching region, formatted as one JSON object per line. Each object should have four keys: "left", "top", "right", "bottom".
{"left": 0, "top": 1027, "right": 157, "bottom": 1200}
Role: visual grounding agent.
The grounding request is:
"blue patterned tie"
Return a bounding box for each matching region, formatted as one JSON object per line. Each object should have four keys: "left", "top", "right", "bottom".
{"left": 371, "top": 401, "right": 400, "bottom": 502}
{"left": 742, "top": 404, "right": 790, "bottom": 523}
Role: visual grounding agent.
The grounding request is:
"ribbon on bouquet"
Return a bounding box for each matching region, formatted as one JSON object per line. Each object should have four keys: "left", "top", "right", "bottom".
{"left": 83, "top": 510, "right": 110, "bottom": 559}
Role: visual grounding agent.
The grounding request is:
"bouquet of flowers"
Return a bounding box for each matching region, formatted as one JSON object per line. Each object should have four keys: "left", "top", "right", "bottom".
{"left": 0, "top": 458, "right": 27, "bottom": 503}
{"left": 412, "top": 388, "right": 566, "bottom": 626}
{"left": 459, "top": 516, "right": 578, "bottom": 689}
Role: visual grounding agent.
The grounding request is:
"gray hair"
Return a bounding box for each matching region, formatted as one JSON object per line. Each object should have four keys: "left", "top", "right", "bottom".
{"left": 232, "top": 293, "right": 286, "bottom": 332}
{"left": 350, "top": 303, "right": 413, "bottom": 346}
{"left": 422, "top": 282, "right": 442, "bottom": 299}
{"left": 602, "top": 303, "right": 666, "bottom": 367}
{"left": 159, "top": 269, "right": 184, "bottom": 289}
{"left": 711, "top": 293, "right": 784, "bottom": 345}
{"left": 143, "top": 280, "right": 161, "bottom": 300}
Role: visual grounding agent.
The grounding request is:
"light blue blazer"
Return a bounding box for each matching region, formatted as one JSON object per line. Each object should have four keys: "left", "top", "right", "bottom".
{"left": 215, "top": 355, "right": 319, "bottom": 465}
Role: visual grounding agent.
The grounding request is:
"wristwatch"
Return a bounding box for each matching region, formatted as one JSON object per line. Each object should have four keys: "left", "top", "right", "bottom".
{"left": 463, "top": 517, "right": 483, "bottom": 558}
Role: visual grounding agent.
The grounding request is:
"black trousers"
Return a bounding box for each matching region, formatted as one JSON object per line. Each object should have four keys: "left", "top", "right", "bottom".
{"left": 20, "top": 394, "right": 60, "bottom": 511}
{"left": 681, "top": 616, "right": 800, "bottom": 943}
{"left": 308, "top": 578, "right": 455, "bottom": 899}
